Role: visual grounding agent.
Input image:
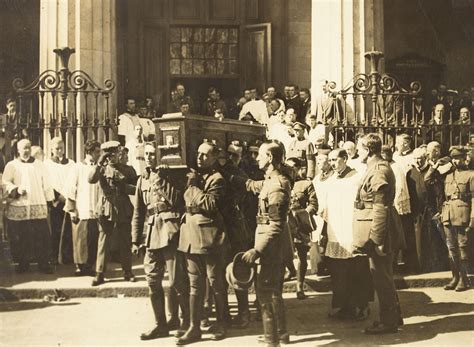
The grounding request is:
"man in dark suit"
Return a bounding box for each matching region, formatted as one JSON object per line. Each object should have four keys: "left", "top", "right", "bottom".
{"left": 176, "top": 140, "right": 228, "bottom": 345}
{"left": 131, "top": 142, "right": 189, "bottom": 340}
{"left": 298, "top": 88, "right": 311, "bottom": 124}
{"left": 353, "top": 133, "right": 403, "bottom": 334}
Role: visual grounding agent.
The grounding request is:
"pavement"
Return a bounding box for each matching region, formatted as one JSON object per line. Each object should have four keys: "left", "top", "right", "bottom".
{"left": 0, "top": 240, "right": 473, "bottom": 300}
{"left": 1, "top": 257, "right": 471, "bottom": 300}
{"left": 1, "top": 288, "right": 473, "bottom": 346}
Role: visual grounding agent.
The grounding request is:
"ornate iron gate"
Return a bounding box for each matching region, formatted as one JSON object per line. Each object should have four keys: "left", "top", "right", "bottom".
{"left": 323, "top": 51, "right": 472, "bottom": 150}
{"left": 12, "top": 47, "right": 116, "bottom": 160}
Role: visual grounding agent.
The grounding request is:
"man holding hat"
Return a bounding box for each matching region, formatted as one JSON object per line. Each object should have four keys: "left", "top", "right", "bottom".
{"left": 287, "top": 122, "right": 316, "bottom": 180}
{"left": 131, "top": 142, "right": 189, "bottom": 340}
{"left": 177, "top": 139, "right": 228, "bottom": 344}
{"left": 88, "top": 140, "right": 137, "bottom": 286}
{"left": 230, "top": 141, "right": 293, "bottom": 346}
{"left": 441, "top": 146, "right": 473, "bottom": 291}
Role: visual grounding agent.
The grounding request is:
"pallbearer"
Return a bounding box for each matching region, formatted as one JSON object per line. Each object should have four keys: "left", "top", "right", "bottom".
{"left": 131, "top": 142, "right": 189, "bottom": 340}
{"left": 177, "top": 139, "right": 228, "bottom": 345}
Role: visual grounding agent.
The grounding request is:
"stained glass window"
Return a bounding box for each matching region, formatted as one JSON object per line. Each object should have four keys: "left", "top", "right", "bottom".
{"left": 169, "top": 26, "right": 239, "bottom": 76}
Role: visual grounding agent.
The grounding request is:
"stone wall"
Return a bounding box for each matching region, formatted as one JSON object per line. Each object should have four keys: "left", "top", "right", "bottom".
{"left": 287, "top": 0, "right": 312, "bottom": 89}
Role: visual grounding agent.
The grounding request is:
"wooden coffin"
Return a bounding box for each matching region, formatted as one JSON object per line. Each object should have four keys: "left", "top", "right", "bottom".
{"left": 153, "top": 114, "right": 266, "bottom": 168}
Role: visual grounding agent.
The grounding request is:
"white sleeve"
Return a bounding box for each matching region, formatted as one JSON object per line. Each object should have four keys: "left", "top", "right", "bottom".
{"left": 2, "top": 161, "right": 18, "bottom": 195}
{"left": 38, "top": 161, "right": 55, "bottom": 202}
{"left": 118, "top": 114, "right": 129, "bottom": 136}
{"left": 64, "top": 164, "right": 79, "bottom": 201}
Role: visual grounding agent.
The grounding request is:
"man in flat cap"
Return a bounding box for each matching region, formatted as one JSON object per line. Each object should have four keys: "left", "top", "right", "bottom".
{"left": 441, "top": 146, "right": 473, "bottom": 291}
{"left": 177, "top": 139, "right": 228, "bottom": 344}
{"left": 287, "top": 122, "right": 316, "bottom": 179}
{"left": 88, "top": 140, "right": 137, "bottom": 286}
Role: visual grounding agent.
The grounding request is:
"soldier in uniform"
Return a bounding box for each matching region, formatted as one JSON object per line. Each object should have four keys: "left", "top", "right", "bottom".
{"left": 286, "top": 157, "right": 318, "bottom": 300}
{"left": 287, "top": 122, "right": 316, "bottom": 179}
{"left": 131, "top": 142, "right": 189, "bottom": 340}
{"left": 353, "top": 133, "right": 403, "bottom": 334}
{"left": 231, "top": 141, "right": 293, "bottom": 346}
{"left": 441, "top": 146, "right": 473, "bottom": 291}
{"left": 219, "top": 140, "right": 252, "bottom": 328}
{"left": 176, "top": 140, "right": 228, "bottom": 345}
{"left": 88, "top": 141, "right": 137, "bottom": 286}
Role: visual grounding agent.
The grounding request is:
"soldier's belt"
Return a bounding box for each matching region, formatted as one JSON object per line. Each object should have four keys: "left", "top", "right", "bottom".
{"left": 446, "top": 193, "right": 471, "bottom": 202}
{"left": 147, "top": 203, "right": 171, "bottom": 215}
{"left": 256, "top": 212, "right": 285, "bottom": 224}
{"left": 354, "top": 201, "right": 373, "bottom": 209}
{"left": 185, "top": 206, "right": 201, "bottom": 215}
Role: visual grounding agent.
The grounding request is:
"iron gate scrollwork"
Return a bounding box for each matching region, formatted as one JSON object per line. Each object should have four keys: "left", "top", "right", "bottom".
{"left": 323, "top": 51, "right": 472, "bottom": 151}
{"left": 12, "top": 47, "right": 116, "bottom": 160}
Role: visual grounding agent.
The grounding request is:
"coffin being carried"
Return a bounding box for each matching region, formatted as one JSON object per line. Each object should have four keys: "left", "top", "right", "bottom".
{"left": 153, "top": 114, "right": 266, "bottom": 169}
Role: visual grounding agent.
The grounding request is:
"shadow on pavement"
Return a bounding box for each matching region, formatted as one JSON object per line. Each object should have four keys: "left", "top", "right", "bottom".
{"left": 227, "top": 290, "right": 474, "bottom": 345}
{"left": 0, "top": 300, "right": 80, "bottom": 312}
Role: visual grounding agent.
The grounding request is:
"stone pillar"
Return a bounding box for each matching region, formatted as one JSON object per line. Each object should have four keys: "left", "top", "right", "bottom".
{"left": 311, "top": 0, "right": 384, "bottom": 117}
{"left": 39, "top": 0, "right": 117, "bottom": 159}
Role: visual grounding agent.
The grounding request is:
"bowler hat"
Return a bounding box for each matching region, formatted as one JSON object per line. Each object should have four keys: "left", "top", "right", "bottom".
{"left": 225, "top": 252, "right": 255, "bottom": 291}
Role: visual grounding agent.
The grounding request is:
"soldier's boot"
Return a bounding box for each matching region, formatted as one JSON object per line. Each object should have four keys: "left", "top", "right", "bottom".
{"left": 257, "top": 297, "right": 289, "bottom": 344}
{"left": 259, "top": 303, "right": 280, "bottom": 347}
{"left": 91, "top": 272, "right": 105, "bottom": 286}
{"left": 455, "top": 260, "right": 471, "bottom": 292}
{"left": 176, "top": 294, "right": 202, "bottom": 345}
{"left": 208, "top": 293, "right": 227, "bottom": 341}
{"left": 444, "top": 258, "right": 460, "bottom": 290}
{"left": 296, "top": 263, "right": 306, "bottom": 300}
{"left": 140, "top": 291, "right": 170, "bottom": 340}
{"left": 232, "top": 290, "right": 250, "bottom": 329}
{"left": 166, "top": 289, "right": 180, "bottom": 330}
{"left": 273, "top": 296, "right": 290, "bottom": 344}
{"left": 175, "top": 294, "right": 190, "bottom": 338}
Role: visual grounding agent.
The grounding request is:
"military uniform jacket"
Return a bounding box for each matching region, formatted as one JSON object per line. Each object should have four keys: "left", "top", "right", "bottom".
{"left": 243, "top": 169, "right": 293, "bottom": 265}
{"left": 353, "top": 158, "right": 403, "bottom": 254}
{"left": 289, "top": 179, "right": 318, "bottom": 243}
{"left": 287, "top": 138, "right": 316, "bottom": 179}
{"left": 178, "top": 168, "right": 227, "bottom": 254}
{"left": 441, "top": 168, "right": 474, "bottom": 227}
{"left": 132, "top": 168, "right": 182, "bottom": 250}
{"left": 88, "top": 163, "right": 137, "bottom": 223}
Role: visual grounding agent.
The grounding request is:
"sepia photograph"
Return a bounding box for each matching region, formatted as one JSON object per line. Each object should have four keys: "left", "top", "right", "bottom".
{"left": 0, "top": 0, "right": 473, "bottom": 346}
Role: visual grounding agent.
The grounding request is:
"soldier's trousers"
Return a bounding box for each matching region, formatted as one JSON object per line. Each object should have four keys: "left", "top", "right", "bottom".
{"left": 144, "top": 245, "right": 189, "bottom": 297}
{"left": 369, "top": 251, "right": 399, "bottom": 327}
{"left": 256, "top": 263, "right": 285, "bottom": 305}
{"left": 95, "top": 218, "right": 132, "bottom": 274}
{"left": 444, "top": 226, "right": 470, "bottom": 261}
{"left": 185, "top": 253, "right": 225, "bottom": 298}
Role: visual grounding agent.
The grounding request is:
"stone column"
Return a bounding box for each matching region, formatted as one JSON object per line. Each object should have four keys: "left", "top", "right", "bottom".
{"left": 311, "top": 0, "right": 384, "bottom": 118}
{"left": 39, "top": 0, "right": 117, "bottom": 159}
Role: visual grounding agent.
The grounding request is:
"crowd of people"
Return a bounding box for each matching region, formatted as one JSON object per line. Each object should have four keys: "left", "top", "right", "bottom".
{"left": 0, "top": 81, "right": 473, "bottom": 346}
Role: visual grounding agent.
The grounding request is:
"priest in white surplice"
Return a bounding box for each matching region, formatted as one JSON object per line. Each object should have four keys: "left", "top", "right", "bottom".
{"left": 64, "top": 140, "right": 101, "bottom": 276}
{"left": 2, "top": 139, "right": 54, "bottom": 273}
{"left": 44, "top": 137, "right": 76, "bottom": 264}
{"left": 321, "top": 149, "right": 373, "bottom": 320}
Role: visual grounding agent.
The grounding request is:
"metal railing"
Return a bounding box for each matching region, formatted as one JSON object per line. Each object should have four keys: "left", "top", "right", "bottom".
{"left": 12, "top": 47, "right": 116, "bottom": 160}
